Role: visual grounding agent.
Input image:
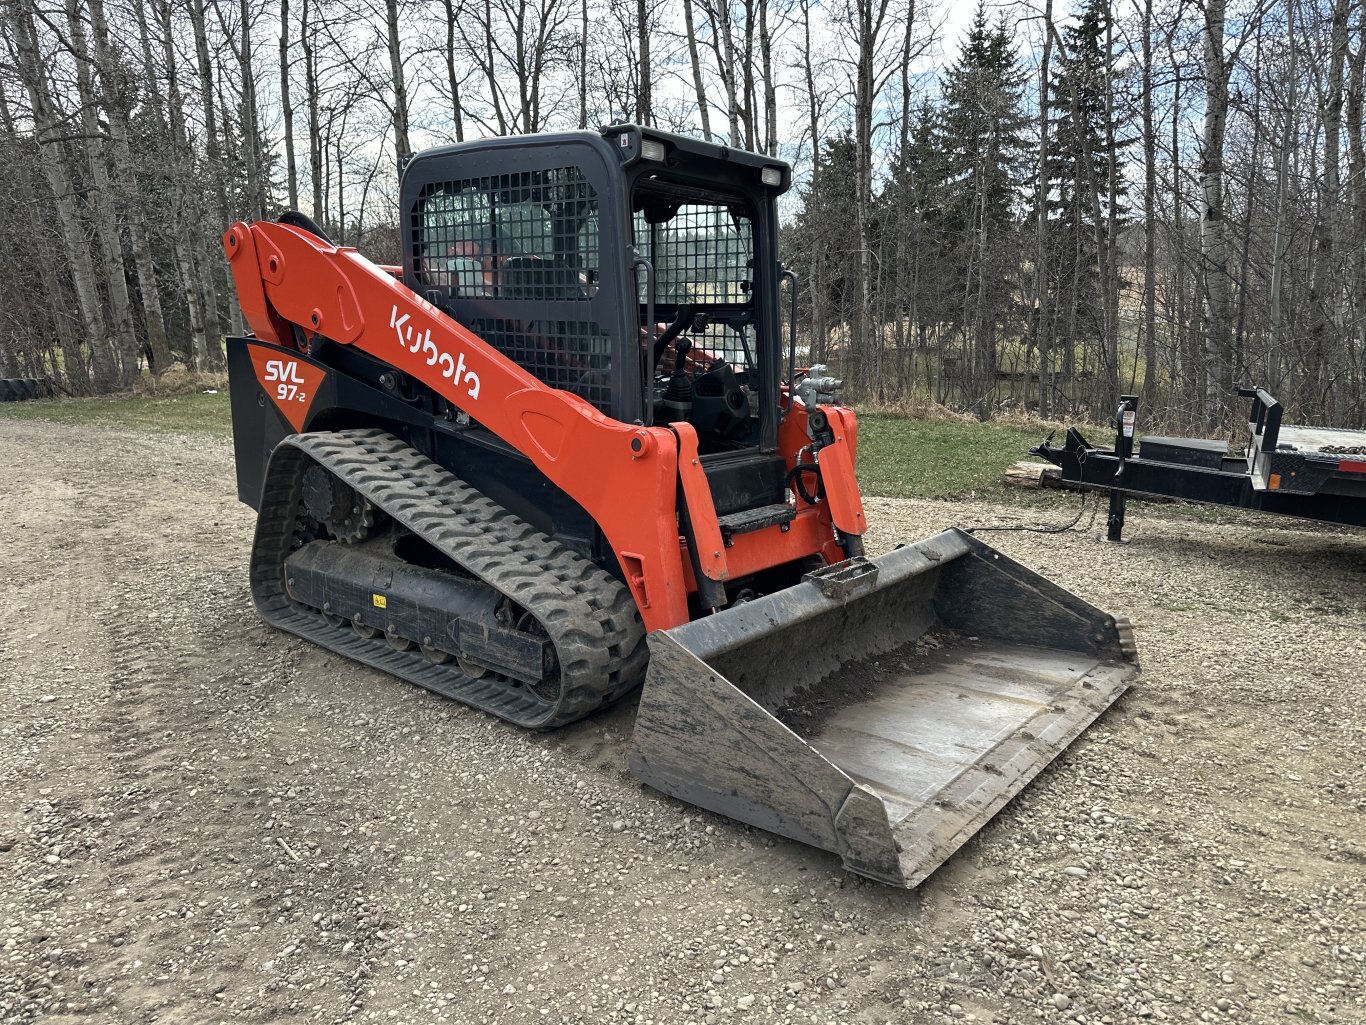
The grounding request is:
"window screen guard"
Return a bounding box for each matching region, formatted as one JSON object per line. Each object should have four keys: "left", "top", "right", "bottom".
{"left": 412, "top": 166, "right": 614, "bottom": 413}
{"left": 634, "top": 202, "right": 757, "bottom": 374}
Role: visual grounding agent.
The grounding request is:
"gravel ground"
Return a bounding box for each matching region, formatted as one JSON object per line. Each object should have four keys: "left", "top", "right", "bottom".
{"left": 1, "top": 419, "right": 1363, "bottom": 1025}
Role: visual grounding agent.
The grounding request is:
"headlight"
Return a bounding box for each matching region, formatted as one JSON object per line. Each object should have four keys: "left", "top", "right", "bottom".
{"left": 640, "top": 139, "right": 666, "bottom": 162}
{"left": 761, "top": 165, "right": 783, "bottom": 186}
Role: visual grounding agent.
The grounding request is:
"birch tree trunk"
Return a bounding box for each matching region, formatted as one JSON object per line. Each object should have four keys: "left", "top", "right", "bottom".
{"left": 442, "top": 0, "right": 467, "bottom": 140}
{"left": 9, "top": 0, "right": 119, "bottom": 390}
{"left": 131, "top": 0, "right": 167, "bottom": 130}
{"left": 302, "top": 0, "right": 324, "bottom": 219}
{"left": 893, "top": 0, "right": 916, "bottom": 394}
{"left": 236, "top": 0, "right": 268, "bottom": 216}
{"left": 851, "top": 0, "right": 891, "bottom": 397}
{"left": 1311, "top": 0, "right": 1350, "bottom": 418}
{"left": 1346, "top": 8, "right": 1365, "bottom": 405}
{"left": 683, "top": 0, "right": 711, "bottom": 141}
{"left": 708, "top": 1, "right": 742, "bottom": 144}
{"left": 66, "top": 0, "right": 140, "bottom": 384}
{"left": 162, "top": 0, "right": 220, "bottom": 363}
{"left": 1200, "top": 0, "right": 1230, "bottom": 423}
{"left": 189, "top": 0, "right": 235, "bottom": 354}
{"left": 89, "top": 0, "right": 175, "bottom": 373}
{"left": 758, "top": 0, "right": 776, "bottom": 156}
{"left": 578, "top": 0, "right": 588, "bottom": 129}
{"left": 159, "top": 0, "right": 210, "bottom": 365}
{"left": 0, "top": 72, "right": 90, "bottom": 391}
{"left": 636, "top": 0, "right": 652, "bottom": 124}
{"left": 1267, "top": 18, "right": 1303, "bottom": 401}
{"left": 799, "top": 0, "right": 825, "bottom": 364}
{"left": 740, "top": 0, "right": 756, "bottom": 148}
{"left": 1172, "top": 56, "right": 1196, "bottom": 411}
{"left": 385, "top": 0, "right": 412, "bottom": 159}
{"left": 480, "top": 0, "right": 508, "bottom": 133}
{"left": 1033, "top": 0, "right": 1054, "bottom": 415}
{"left": 1102, "top": 7, "right": 1120, "bottom": 409}
{"left": 1139, "top": 0, "right": 1157, "bottom": 404}
{"left": 280, "top": 0, "right": 298, "bottom": 207}
{"left": 136, "top": 0, "right": 208, "bottom": 365}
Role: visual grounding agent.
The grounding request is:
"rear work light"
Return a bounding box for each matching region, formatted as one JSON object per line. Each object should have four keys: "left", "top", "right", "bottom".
{"left": 761, "top": 166, "right": 783, "bottom": 186}
{"left": 640, "top": 139, "right": 666, "bottom": 162}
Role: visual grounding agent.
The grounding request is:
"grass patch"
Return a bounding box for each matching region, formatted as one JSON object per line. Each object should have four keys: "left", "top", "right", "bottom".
{"left": 1, "top": 395, "right": 1057, "bottom": 500}
{"left": 0, "top": 390, "right": 233, "bottom": 437}
{"left": 856, "top": 412, "right": 1052, "bottom": 500}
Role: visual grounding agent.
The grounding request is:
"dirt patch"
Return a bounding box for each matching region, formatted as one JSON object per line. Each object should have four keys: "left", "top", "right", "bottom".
{"left": 1, "top": 420, "right": 1363, "bottom": 1024}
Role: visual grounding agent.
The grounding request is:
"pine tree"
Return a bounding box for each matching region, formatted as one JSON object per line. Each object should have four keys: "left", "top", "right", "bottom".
{"left": 1041, "top": 0, "right": 1129, "bottom": 389}
{"left": 787, "top": 133, "right": 862, "bottom": 365}
{"left": 878, "top": 102, "right": 948, "bottom": 396}
{"left": 881, "top": 104, "right": 947, "bottom": 327}
{"left": 933, "top": 3, "right": 1029, "bottom": 406}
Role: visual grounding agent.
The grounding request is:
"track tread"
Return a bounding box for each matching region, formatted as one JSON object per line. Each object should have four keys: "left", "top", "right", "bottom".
{"left": 251, "top": 429, "right": 647, "bottom": 728}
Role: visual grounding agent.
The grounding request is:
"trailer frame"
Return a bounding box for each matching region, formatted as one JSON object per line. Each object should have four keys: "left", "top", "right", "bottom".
{"left": 1033, "top": 388, "right": 1366, "bottom": 541}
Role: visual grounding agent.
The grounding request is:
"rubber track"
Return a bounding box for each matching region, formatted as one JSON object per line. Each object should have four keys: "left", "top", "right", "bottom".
{"left": 251, "top": 429, "right": 648, "bottom": 728}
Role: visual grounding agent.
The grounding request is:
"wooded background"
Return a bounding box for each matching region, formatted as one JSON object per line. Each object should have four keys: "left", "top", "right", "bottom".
{"left": 1, "top": 0, "right": 1363, "bottom": 429}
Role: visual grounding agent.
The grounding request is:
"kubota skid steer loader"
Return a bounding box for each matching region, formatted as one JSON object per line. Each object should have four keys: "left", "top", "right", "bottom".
{"left": 224, "top": 125, "right": 1137, "bottom": 887}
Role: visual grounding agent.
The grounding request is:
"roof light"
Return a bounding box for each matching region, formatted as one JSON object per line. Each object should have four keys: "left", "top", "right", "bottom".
{"left": 761, "top": 165, "right": 783, "bottom": 186}
{"left": 640, "top": 139, "right": 666, "bottom": 162}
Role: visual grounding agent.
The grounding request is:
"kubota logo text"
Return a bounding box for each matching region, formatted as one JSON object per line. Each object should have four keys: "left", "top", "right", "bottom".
{"left": 265, "top": 358, "right": 308, "bottom": 404}
{"left": 389, "top": 305, "right": 481, "bottom": 400}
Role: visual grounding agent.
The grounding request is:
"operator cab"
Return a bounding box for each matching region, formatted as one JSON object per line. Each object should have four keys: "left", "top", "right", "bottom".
{"left": 400, "top": 126, "right": 791, "bottom": 458}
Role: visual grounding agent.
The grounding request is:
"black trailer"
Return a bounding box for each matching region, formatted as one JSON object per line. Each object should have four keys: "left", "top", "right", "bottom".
{"left": 1033, "top": 388, "right": 1366, "bottom": 541}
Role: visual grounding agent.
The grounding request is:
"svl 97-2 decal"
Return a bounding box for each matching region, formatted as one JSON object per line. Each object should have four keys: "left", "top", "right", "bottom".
{"left": 248, "top": 344, "right": 327, "bottom": 432}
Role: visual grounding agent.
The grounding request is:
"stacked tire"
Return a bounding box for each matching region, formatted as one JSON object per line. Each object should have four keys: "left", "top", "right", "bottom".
{"left": 0, "top": 377, "right": 54, "bottom": 402}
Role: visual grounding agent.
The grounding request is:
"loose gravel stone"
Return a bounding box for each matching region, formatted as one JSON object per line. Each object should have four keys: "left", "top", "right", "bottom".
{"left": 1, "top": 420, "right": 1362, "bottom": 1025}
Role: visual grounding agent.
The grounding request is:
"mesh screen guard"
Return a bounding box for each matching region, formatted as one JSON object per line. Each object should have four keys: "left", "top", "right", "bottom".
{"left": 405, "top": 156, "right": 769, "bottom": 433}
{"left": 412, "top": 166, "right": 615, "bottom": 412}
{"left": 635, "top": 202, "right": 758, "bottom": 375}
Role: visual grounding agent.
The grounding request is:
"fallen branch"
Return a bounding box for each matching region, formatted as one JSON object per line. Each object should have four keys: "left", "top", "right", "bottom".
{"left": 276, "top": 837, "right": 302, "bottom": 863}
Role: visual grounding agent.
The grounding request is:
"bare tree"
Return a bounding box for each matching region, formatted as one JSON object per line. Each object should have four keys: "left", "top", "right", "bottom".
{"left": 5, "top": 0, "right": 120, "bottom": 389}
{"left": 682, "top": 0, "right": 711, "bottom": 140}
{"left": 281, "top": 0, "right": 299, "bottom": 207}
{"left": 384, "top": 0, "right": 411, "bottom": 159}
{"left": 1199, "top": 0, "right": 1230, "bottom": 421}
{"left": 89, "top": 0, "right": 174, "bottom": 372}
{"left": 65, "top": 0, "right": 140, "bottom": 384}
{"left": 441, "top": 0, "right": 469, "bottom": 140}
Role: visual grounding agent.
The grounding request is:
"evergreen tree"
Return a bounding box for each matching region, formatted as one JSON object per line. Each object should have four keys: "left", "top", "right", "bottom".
{"left": 1041, "top": 0, "right": 1129, "bottom": 384}
{"left": 786, "top": 133, "right": 862, "bottom": 364}
{"left": 875, "top": 102, "right": 949, "bottom": 396}
{"left": 933, "top": 3, "right": 1029, "bottom": 405}
{"left": 880, "top": 102, "right": 949, "bottom": 334}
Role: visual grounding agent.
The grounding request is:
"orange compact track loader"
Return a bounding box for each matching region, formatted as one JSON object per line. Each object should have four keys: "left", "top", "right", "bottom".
{"left": 225, "top": 125, "right": 1137, "bottom": 887}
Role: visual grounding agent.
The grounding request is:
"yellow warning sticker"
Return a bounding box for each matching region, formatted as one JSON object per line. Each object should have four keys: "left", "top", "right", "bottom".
{"left": 372, "top": 594, "right": 388, "bottom": 609}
